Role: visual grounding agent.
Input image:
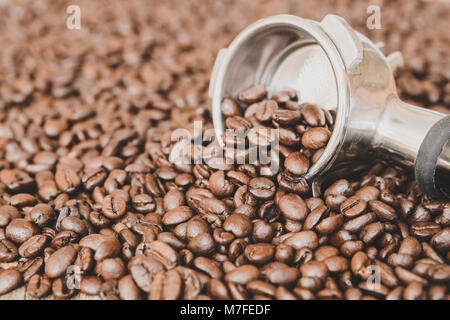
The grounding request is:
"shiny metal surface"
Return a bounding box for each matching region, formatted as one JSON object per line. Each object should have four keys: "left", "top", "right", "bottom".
{"left": 209, "top": 14, "right": 449, "bottom": 196}
{"left": 266, "top": 43, "right": 337, "bottom": 113}
{"left": 373, "top": 98, "right": 444, "bottom": 167}
{"left": 437, "top": 140, "right": 450, "bottom": 196}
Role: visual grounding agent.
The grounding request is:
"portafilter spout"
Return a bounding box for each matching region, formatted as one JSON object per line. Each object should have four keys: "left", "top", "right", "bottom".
{"left": 209, "top": 14, "right": 450, "bottom": 198}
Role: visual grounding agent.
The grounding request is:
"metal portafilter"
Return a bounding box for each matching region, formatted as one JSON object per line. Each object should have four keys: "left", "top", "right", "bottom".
{"left": 208, "top": 14, "right": 450, "bottom": 199}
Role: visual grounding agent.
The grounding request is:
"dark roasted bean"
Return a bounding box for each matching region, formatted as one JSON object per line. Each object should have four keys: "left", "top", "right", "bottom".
{"left": 0, "top": 269, "right": 22, "bottom": 295}
{"left": 26, "top": 274, "right": 52, "bottom": 298}
{"left": 239, "top": 84, "right": 267, "bottom": 103}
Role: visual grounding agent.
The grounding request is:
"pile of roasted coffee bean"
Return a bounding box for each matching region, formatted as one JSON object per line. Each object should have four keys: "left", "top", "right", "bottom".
{"left": 221, "top": 85, "right": 334, "bottom": 180}
{"left": 0, "top": 0, "right": 449, "bottom": 300}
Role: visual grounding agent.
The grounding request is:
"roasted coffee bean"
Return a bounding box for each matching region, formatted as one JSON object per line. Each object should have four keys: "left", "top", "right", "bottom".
{"left": 354, "top": 186, "right": 380, "bottom": 202}
{"left": 0, "top": 206, "right": 20, "bottom": 228}
{"left": 101, "top": 257, "right": 126, "bottom": 280}
{"left": 209, "top": 171, "right": 235, "bottom": 197}
{"left": 244, "top": 243, "right": 275, "bottom": 265}
{"left": 272, "top": 90, "right": 296, "bottom": 105}
{"left": 373, "top": 260, "right": 399, "bottom": 288}
{"left": 340, "top": 240, "right": 364, "bottom": 257}
{"left": 248, "top": 177, "right": 275, "bottom": 200}
{"left": 128, "top": 255, "right": 164, "bottom": 293}
{"left": 92, "top": 236, "right": 121, "bottom": 261}
{"left": 97, "top": 278, "right": 119, "bottom": 300}
{"left": 324, "top": 179, "right": 352, "bottom": 197}
{"left": 278, "top": 193, "right": 308, "bottom": 222}
{"left": 428, "top": 285, "right": 447, "bottom": 300}
{"left": 45, "top": 245, "right": 78, "bottom": 279}
{"left": 257, "top": 200, "right": 279, "bottom": 223}
{"left": 350, "top": 252, "right": 372, "bottom": 280}
{"left": 266, "top": 266, "right": 299, "bottom": 286}
{"left": 238, "top": 84, "right": 267, "bottom": 103}
{"left": 175, "top": 266, "right": 203, "bottom": 299}
{"left": 284, "top": 231, "right": 318, "bottom": 250}
{"left": 207, "top": 279, "right": 230, "bottom": 300}
{"left": 409, "top": 205, "right": 431, "bottom": 223}
{"left": 29, "top": 204, "right": 55, "bottom": 227}
{"left": 188, "top": 233, "right": 216, "bottom": 256}
{"left": 301, "top": 127, "right": 330, "bottom": 149}
{"left": 80, "top": 276, "right": 102, "bottom": 296}
{"left": 300, "top": 261, "right": 328, "bottom": 280}
{"left": 0, "top": 169, "right": 34, "bottom": 192}
{"left": 224, "top": 214, "right": 252, "bottom": 238}
{"left": 426, "top": 264, "right": 450, "bottom": 282}
{"left": 148, "top": 269, "right": 182, "bottom": 300}
{"left": 398, "top": 236, "right": 422, "bottom": 258}
{"left": 221, "top": 98, "right": 242, "bottom": 117}
{"left": 26, "top": 274, "right": 52, "bottom": 298}
{"left": 186, "top": 218, "right": 210, "bottom": 241}
{"left": 284, "top": 152, "right": 310, "bottom": 176}
{"left": 315, "top": 246, "right": 339, "bottom": 261}
{"left": 0, "top": 239, "right": 18, "bottom": 262}
{"left": 73, "top": 247, "right": 94, "bottom": 275}
{"left": 431, "top": 228, "right": 450, "bottom": 252}
{"left": 18, "top": 235, "right": 49, "bottom": 258}
{"left": 316, "top": 215, "right": 344, "bottom": 235}
{"left": 247, "top": 279, "right": 276, "bottom": 297}
{"left": 102, "top": 195, "right": 127, "bottom": 219}
{"left": 132, "top": 194, "right": 156, "bottom": 213}
{"left": 360, "top": 222, "right": 384, "bottom": 244}
{"left": 193, "top": 257, "right": 223, "bottom": 279}
{"left": 369, "top": 200, "right": 397, "bottom": 221}
{"left": 388, "top": 253, "right": 414, "bottom": 269}
{"left": 82, "top": 168, "right": 107, "bottom": 191}
{"left": 341, "top": 196, "right": 367, "bottom": 218}
{"left": 163, "top": 206, "right": 193, "bottom": 226}
{"left": 358, "top": 281, "right": 388, "bottom": 298}
{"left": 60, "top": 216, "right": 88, "bottom": 236}
{"left": 343, "top": 212, "right": 376, "bottom": 233}
{"left": 410, "top": 222, "right": 441, "bottom": 239}
{"left": 161, "top": 189, "right": 183, "bottom": 211}
{"left": 255, "top": 100, "right": 278, "bottom": 122}
{"left": 303, "top": 204, "right": 328, "bottom": 230}
{"left": 6, "top": 219, "right": 38, "bottom": 244}
{"left": 277, "top": 171, "right": 309, "bottom": 194}
{"left": 323, "top": 256, "right": 349, "bottom": 273}
{"left": 252, "top": 220, "right": 274, "bottom": 243}
{"left": 55, "top": 205, "right": 80, "bottom": 232}
{"left": 0, "top": 269, "right": 22, "bottom": 295}
{"left": 225, "top": 265, "right": 259, "bottom": 285}
{"left": 55, "top": 165, "right": 81, "bottom": 193}
{"left": 117, "top": 274, "right": 141, "bottom": 300}
{"left": 52, "top": 277, "right": 76, "bottom": 299}
{"left": 226, "top": 116, "right": 253, "bottom": 133}
{"left": 272, "top": 109, "right": 301, "bottom": 126}
{"left": 9, "top": 193, "right": 37, "bottom": 208}
{"left": 302, "top": 104, "right": 325, "bottom": 127}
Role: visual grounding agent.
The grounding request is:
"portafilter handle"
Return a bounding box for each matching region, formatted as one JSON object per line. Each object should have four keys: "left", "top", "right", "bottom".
{"left": 373, "top": 97, "right": 450, "bottom": 198}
